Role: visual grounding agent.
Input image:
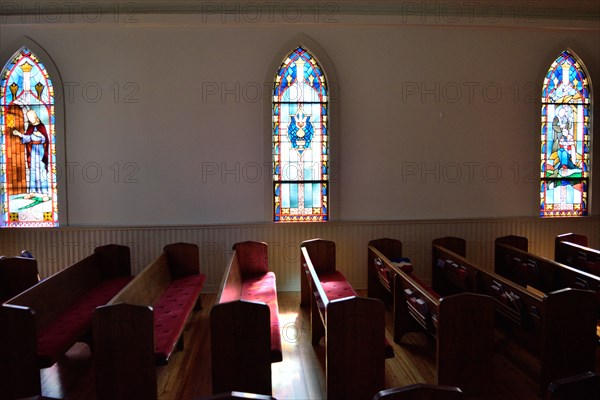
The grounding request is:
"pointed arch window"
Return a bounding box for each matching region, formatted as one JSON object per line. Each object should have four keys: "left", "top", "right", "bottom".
{"left": 272, "top": 46, "right": 329, "bottom": 222}
{"left": 1, "top": 47, "right": 58, "bottom": 227}
{"left": 540, "top": 50, "right": 591, "bottom": 217}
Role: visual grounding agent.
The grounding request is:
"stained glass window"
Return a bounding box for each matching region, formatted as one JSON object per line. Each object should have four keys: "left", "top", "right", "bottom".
{"left": 1, "top": 47, "right": 58, "bottom": 227}
{"left": 273, "top": 47, "right": 329, "bottom": 222}
{"left": 540, "top": 50, "right": 591, "bottom": 217}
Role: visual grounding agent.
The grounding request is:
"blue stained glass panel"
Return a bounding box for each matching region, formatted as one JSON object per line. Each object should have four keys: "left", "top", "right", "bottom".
{"left": 540, "top": 50, "right": 590, "bottom": 217}
{"left": 273, "top": 46, "right": 329, "bottom": 222}
{"left": 1, "top": 47, "right": 58, "bottom": 227}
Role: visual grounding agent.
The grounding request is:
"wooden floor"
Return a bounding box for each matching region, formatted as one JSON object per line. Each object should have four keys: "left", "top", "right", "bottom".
{"left": 39, "top": 291, "right": 600, "bottom": 400}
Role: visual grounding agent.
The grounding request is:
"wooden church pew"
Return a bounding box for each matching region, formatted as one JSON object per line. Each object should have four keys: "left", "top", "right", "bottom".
{"left": 369, "top": 241, "right": 494, "bottom": 397}
{"left": 554, "top": 233, "right": 600, "bottom": 278}
{"left": 93, "top": 243, "right": 206, "bottom": 400}
{"left": 0, "top": 244, "right": 132, "bottom": 399}
{"left": 210, "top": 241, "right": 281, "bottom": 396}
{"left": 432, "top": 237, "right": 597, "bottom": 392}
{"left": 495, "top": 235, "right": 600, "bottom": 317}
{"left": 301, "top": 238, "right": 391, "bottom": 400}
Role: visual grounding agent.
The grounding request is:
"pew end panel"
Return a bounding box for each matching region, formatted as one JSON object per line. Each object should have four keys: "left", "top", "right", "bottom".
{"left": 0, "top": 255, "right": 39, "bottom": 302}
{"left": 541, "top": 288, "right": 597, "bottom": 390}
{"left": 93, "top": 303, "right": 157, "bottom": 400}
{"left": 326, "top": 296, "right": 386, "bottom": 400}
{"left": 436, "top": 293, "right": 494, "bottom": 396}
{"left": 0, "top": 304, "right": 39, "bottom": 398}
{"left": 210, "top": 300, "right": 272, "bottom": 396}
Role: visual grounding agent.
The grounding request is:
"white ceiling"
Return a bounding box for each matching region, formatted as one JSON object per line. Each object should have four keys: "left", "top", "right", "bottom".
{"left": 1, "top": 0, "right": 599, "bottom": 20}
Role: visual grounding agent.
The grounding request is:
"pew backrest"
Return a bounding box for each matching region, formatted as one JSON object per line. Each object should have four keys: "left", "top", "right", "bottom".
{"left": 300, "top": 238, "right": 336, "bottom": 274}
{"left": 5, "top": 244, "right": 130, "bottom": 330}
{"left": 555, "top": 233, "right": 600, "bottom": 277}
{"left": 0, "top": 255, "right": 39, "bottom": 302}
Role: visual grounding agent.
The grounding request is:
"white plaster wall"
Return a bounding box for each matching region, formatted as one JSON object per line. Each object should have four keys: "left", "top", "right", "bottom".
{"left": 1, "top": 7, "right": 598, "bottom": 226}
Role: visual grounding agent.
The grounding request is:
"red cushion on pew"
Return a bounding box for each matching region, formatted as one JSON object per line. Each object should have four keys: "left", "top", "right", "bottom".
{"left": 37, "top": 276, "right": 133, "bottom": 367}
{"left": 319, "top": 271, "right": 358, "bottom": 301}
{"left": 153, "top": 274, "right": 206, "bottom": 364}
{"left": 240, "top": 272, "right": 282, "bottom": 362}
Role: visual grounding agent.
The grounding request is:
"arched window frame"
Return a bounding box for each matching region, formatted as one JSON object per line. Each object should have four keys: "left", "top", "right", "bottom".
{"left": 268, "top": 39, "right": 338, "bottom": 223}
{"left": 540, "top": 49, "right": 592, "bottom": 217}
{"left": 0, "top": 39, "right": 66, "bottom": 227}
